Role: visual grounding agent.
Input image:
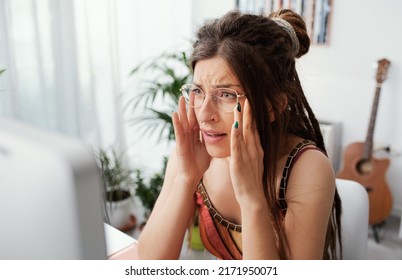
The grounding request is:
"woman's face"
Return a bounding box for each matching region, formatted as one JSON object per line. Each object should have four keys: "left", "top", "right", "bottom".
{"left": 193, "top": 56, "right": 246, "bottom": 158}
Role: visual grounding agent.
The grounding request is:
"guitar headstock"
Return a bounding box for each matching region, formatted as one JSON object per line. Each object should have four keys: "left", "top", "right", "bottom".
{"left": 375, "top": 58, "right": 391, "bottom": 84}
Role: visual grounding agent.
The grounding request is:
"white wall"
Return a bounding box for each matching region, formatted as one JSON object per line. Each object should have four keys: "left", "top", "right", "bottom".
{"left": 191, "top": 0, "right": 235, "bottom": 30}
{"left": 123, "top": 0, "right": 192, "bottom": 176}
{"left": 297, "top": 0, "right": 402, "bottom": 216}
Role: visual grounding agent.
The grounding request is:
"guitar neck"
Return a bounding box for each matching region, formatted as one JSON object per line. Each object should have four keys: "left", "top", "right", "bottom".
{"left": 363, "top": 84, "right": 382, "bottom": 160}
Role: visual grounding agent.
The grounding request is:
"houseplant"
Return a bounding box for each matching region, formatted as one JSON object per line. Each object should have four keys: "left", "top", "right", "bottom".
{"left": 125, "top": 50, "right": 192, "bottom": 141}
{"left": 97, "top": 148, "right": 137, "bottom": 231}
{"left": 133, "top": 156, "right": 167, "bottom": 226}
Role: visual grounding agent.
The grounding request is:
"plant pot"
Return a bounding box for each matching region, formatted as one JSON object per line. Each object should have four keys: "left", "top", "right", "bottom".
{"left": 189, "top": 225, "right": 204, "bottom": 251}
{"left": 105, "top": 196, "right": 136, "bottom": 231}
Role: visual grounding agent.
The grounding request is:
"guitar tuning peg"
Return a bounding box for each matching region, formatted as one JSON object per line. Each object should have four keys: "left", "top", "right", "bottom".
{"left": 375, "top": 144, "right": 402, "bottom": 156}
{"left": 387, "top": 145, "right": 402, "bottom": 156}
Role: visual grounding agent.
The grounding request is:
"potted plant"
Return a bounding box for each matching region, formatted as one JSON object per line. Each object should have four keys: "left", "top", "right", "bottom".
{"left": 125, "top": 50, "right": 192, "bottom": 141}
{"left": 133, "top": 157, "right": 167, "bottom": 229}
{"left": 97, "top": 148, "right": 137, "bottom": 231}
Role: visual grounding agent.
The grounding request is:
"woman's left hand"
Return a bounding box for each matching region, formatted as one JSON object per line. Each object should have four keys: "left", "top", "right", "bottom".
{"left": 230, "top": 100, "right": 265, "bottom": 205}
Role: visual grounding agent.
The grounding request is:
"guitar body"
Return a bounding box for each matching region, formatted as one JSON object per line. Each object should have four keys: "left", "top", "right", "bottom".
{"left": 337, "top": 142, "right": 392, "bottom": 225}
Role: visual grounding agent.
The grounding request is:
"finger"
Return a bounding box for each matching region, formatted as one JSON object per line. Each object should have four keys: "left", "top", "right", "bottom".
{"left": 243, "top": 100, "right": 264, "bottom": 159}
{"left": 243, "top": 99, "right": 255, "bottom": 146}
{"left": 247, "top": 100, "right": 264, "bottom": 156}
{"left": 172, "top": 111, "right": 183, "bottom": 145}
{"left": 187, "top": 93, "right": 200, "bottom": 143}
{"left": 178, "top": 96, "right": 189, "bottom": 132}
{"left": 253, "top": 122, "right": 264, "bottom": 156}
{"left": 230, "top": 101, "right": 244, "bottom": 158}
{"left": 187, "top": 93, "right": 197, "bottom": 128}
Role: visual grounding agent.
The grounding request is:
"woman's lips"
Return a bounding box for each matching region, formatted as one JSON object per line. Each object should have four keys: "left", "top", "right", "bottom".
{"left": 202, "top": 130, "right": 227, "bottom": 144}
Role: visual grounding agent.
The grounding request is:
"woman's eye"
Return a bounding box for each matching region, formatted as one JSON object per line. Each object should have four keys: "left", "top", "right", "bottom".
{"left": 219, "top": 91, "right": 237, "bottom": 100}
{"left": 191, "top": 88, "right": 203, "bottom": 95}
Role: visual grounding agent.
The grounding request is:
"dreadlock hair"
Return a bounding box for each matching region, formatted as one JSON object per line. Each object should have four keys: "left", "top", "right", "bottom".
{"left": 190, "top": 9, "right": 342, "bottom": 259}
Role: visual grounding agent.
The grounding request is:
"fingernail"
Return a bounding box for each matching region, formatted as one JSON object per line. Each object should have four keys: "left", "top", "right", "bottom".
{"left": 234, "top": 121, "right": 238, "bottom": 129}
{"left": 237, "top": 102, "right": 241, "bottom": 112}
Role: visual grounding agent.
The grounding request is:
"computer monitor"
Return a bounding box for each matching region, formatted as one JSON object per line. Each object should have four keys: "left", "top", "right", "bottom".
{"left": 0, "top": 117, "right": 107, "bottom": 259}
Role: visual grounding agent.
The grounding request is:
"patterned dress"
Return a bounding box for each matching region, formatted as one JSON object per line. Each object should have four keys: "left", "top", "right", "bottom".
{"left": 194, "top": 139, "right": 321, "bottom": 259}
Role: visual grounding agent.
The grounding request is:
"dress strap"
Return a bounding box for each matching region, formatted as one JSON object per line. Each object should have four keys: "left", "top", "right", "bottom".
{"left": 278, "top": 139, "right": 317, "bottom": 211}
{"left": 197, "top": 181, "right": 242, "bottom": 232}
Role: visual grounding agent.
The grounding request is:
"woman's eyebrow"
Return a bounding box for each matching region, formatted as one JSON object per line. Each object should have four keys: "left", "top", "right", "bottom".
{"left": 192, "top": 82, "right": 202, "bottom": 88}
{"left": 192, "top": 82, "right": 242, "bottom": 89}
{"left": 213, "top": 83, "right": 242, "bottom": 88}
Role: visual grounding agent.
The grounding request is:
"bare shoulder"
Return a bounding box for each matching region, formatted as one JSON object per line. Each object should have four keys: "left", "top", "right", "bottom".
{"left": 293, "top": 147, "right": 334, "bottom": 178}
{"left": 286, "top": 147, "right": 336, "bottom": 198}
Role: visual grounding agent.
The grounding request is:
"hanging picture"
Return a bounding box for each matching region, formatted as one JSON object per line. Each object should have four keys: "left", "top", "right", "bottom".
{"left": 236, "top": 0, "right": 332, "bottom": 44}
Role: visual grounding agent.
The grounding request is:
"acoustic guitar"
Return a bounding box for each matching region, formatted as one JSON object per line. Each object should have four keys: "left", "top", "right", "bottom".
{"left": 337, "top": 58, "right": 392, "bottom": 227}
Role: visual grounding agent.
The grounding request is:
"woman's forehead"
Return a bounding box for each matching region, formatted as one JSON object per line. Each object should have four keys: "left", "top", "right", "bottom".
{"left": 193, "top": 57, "right": 239, "bottom": 87}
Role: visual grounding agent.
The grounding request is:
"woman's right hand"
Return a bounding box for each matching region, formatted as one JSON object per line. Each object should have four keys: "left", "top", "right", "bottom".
{"left": 172, "top": 96, "right": 211, "bottom": 185}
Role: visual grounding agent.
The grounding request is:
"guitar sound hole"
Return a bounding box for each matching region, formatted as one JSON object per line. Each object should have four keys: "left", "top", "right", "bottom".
{"left": 357, "top": 159, "right": 372, "bottom": 175}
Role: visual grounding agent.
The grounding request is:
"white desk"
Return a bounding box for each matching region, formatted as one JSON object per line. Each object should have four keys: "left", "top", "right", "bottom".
{"left": 104, "top": 223, "right": 138, "bottom": 259}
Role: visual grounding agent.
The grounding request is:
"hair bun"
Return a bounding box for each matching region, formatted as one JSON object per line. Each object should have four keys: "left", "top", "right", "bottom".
{"left": 269, "top": 9, "right": 310, "bottom": 58}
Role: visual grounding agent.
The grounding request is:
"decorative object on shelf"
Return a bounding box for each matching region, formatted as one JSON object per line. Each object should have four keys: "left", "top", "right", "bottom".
{"left": 97, "top": 148, "right": 137, "bottom": 231}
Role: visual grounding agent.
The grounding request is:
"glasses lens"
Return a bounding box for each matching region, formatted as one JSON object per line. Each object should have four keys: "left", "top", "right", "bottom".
{"left": 181, "top": 85, "right": 204, "bottom": 108}
{"left": 212, "top": 88, "right": 239, "bottom": 112}
{"left": 180, "top": 85, "right": 240, "bottom": 112}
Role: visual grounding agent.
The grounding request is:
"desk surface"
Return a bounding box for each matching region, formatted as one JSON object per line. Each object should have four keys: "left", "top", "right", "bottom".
{"left": 104, "top": 223, "right": 138, "bottom": 259}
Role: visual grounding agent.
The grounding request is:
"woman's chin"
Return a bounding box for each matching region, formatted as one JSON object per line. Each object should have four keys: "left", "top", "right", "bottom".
{"left": 205, "top": 145, "right": 230, "bottom": 159}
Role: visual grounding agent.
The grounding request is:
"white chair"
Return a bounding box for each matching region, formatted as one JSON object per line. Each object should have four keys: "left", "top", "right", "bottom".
{"left": 336, "top": 178, "right": 369, "bottom": 259}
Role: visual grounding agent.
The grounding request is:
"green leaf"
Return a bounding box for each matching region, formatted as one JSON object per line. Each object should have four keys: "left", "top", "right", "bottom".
{"left": 124, "top": 49, "right": 192, "bottom": 143}
{"left": 95, "top": 148, "right": 135, "bottom": 203}
{"left": 133, "top": 157, "right": 167, "bottom": 212}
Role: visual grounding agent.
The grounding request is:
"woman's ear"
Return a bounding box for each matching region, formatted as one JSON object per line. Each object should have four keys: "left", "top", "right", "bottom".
{"left": 269, "top": 93, "right": 288, "bottom": 122}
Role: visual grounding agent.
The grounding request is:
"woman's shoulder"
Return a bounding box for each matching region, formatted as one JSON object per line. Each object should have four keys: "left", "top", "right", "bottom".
{"left": 292, "top": 139, "right": 333, "bottom": 174}
{"left": 285, "top": 139, "right": 335, "bottom": 195}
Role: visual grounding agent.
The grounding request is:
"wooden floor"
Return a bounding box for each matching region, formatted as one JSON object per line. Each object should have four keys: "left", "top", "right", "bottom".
{"left": 367, "top": 215, "right": 402, "bottom": 259}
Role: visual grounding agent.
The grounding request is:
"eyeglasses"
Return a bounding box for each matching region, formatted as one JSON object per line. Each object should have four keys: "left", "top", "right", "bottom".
{"left": 180, "top": 84, "right": 245, "bottom": 113}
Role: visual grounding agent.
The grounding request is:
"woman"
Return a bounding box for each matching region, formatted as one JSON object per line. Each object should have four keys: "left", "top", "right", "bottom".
{"left": 137, "top": 9, "right": 342, "bottom": 260}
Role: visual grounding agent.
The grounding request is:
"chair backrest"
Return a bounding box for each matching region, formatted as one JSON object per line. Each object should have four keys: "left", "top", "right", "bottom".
{"left": 336, "top": 178, "right": 369, "bottom": 259}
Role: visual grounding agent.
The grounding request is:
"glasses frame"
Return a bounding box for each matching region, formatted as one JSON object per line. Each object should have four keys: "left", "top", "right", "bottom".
{"left": 180, "top": 84, "right": 246, "bottom": 113}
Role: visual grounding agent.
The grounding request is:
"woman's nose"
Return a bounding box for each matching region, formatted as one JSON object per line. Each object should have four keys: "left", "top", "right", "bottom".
{"left": 197, "top": 94, "right": 218, "bottom": 122}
